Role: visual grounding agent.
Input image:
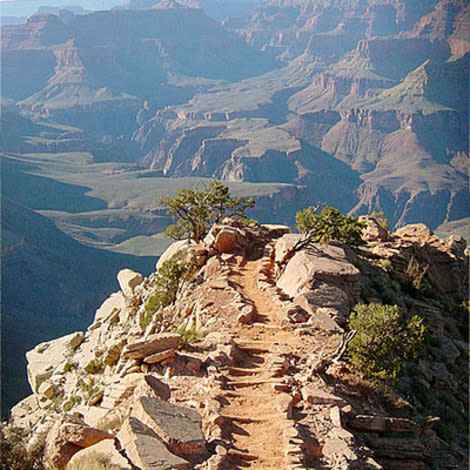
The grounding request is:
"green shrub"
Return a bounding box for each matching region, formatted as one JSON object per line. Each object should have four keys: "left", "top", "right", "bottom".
{"left": 370, "top": 210, "right": 389, "bottom": 230}
{"left": 145, "top": 260, "right": 191, "bottom": 316}
{"left": 63, "top": 361, "right": 78, "bottom": 373}
{"left": 0, "top": 423, "right": 45, "bottom": 470}
{"left": 139, "top": 311, "right": 153, "bottom": 330}
{"left": 348, "top": 303, "right": 425, "bottom": 386}
{"left": 84, "top": 360, "right": 101, "bottom": 374}
{"left": 78, "top": 378, "right": 99, "bottom": 400}
{"left": 296, "top": 205, "right": 365, "bottom": 245}
{"left": 161, "top": 180, "right": 255, "bottom": 242}
{"left": 176, "top": 325, "right": 200, "bottom": 350}
{"left": 63, "top": 395, "right": 81, "bottom": 412}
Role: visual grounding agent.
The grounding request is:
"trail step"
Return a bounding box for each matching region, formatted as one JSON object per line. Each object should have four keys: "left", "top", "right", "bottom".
{"left": 225, "top": 379, "right": 285, "bottom": 388}
{"left": 223, "top": 391, "right": 272, "bottom": 398}
{"left": 227, "top": 450, "right": 258, "bottom": 461}
{"left": 219, "top": 414, "right": 265, "bottom": 424}
{"left": 225, "top": 366, "right": 260, "bottom": 376}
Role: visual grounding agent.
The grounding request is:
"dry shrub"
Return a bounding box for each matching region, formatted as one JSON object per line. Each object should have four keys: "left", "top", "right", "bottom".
{"left": 66, "top": 452, "right": 122, "bottom": 470}
{"left": 0, "top": 422, "right": 45, "bottom": 470}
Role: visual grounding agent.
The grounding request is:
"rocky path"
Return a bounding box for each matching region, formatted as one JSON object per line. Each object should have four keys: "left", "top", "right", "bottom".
{"left": 219, "top": 258, "right": 302, "bottom": 469}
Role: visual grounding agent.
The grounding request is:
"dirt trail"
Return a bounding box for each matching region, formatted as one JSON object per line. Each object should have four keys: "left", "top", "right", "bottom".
{"left": 220, "top": 259, "right": 300, "bottom": 469}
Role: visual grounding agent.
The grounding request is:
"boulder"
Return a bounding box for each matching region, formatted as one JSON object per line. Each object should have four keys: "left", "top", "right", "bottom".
{"left": 26, "top": 332, "right": 84, "bottom": 393}
{"left": 66, "top": 439, "right": 132, "bottom": 469}
{"left": 45, "top": 415, "right": 113, "bottom": 470}
{"left": 277, "top": 244, "right": 360, "bottom": 317}
{"left": 38, "top": 381, "right": 56, "bottom": 399}
{"left": 358, "top": 215, "right": 389, "bottom": 242}
{"left": 278, "top": 245, "right": 359, "bottom": 298}
{"left": 157, "top": 240, "right": 194, "bottom": 271}
{"left": 131, "top": 396, "right": 206, "bottom": 457}
{"left": 122, "top": 333, "right": 181, "bottom": 359}
{"left": 214, "top": 227, "right": 245, "bottom": 253}
{"left": 93, "top": 292, "right": 126, "bottom": 324}
{"left": 117, "top": 269, "right": 143, "bottom": 298}
{"left": 274, "top": 233, "right": 303, "bottom": 265}
{"left": 117, "top": 417, "right": 191, "bottom": 470}
{"left": 395, "top": 223, "right": 433, "bottom": 240}
{"left": 103, "top": 338, "right": 127, "bottom": 366}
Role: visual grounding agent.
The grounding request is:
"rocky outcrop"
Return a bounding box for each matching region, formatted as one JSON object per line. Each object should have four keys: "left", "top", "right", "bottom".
{"left": 10, "top": 221, "right": 469, "bottom": 469}
{"left": 26, "top": 332, "right": 84, "bottom": 393}
{"left": 118, "top": 269, "right": 144, "bottom": 298}
{"left": 66, "top": 439, "right": 132, "bottom": 469}
{"left": 276, "top": 241, "right": 361, "bottom": 323}
{"left": 44, "top": 415, "right": 113, "bottom": 470}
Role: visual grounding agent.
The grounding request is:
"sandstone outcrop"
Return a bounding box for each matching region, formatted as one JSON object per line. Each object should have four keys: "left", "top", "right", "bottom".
{"left": 44, "top": 415, "right": 113, "bottom": 470}
{"left": 118, "top": 269, "right": 144, "bottom": 298}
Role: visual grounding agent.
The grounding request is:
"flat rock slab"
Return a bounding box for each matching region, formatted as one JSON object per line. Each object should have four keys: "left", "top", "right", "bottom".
{"left": 348, "top": 415, "right": 417, "bottom": 433}
{"left": 123, "top": 333, "right": 181, "bottom": 359}
{"left": 132, "top": 396, "right": 206, "bottom": 456}
{"left": 117, "top": 417, "right": 191, "bottom": 470}
{"left": 144, "top": 349, "right": 176, "bottom": 364}
{"left": 301, "top": 386, "right": 347, "bottom": 406}
{"left": 277, "top": 245, "right": 360, "bottom": 299}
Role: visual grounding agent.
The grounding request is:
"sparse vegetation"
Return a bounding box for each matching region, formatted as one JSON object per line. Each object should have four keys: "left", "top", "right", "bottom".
{"left": 63, "top": 395, "right": 82, "bottom": 412}
{"left": 78, "top": 378, "right": 99, "bottom": 400}
{"left": 406, "top": 255, "right": 429, "bottom": 291}
{"left": 296, "top": 205, "right": 365, "bottom": 245}
{"left": 145, "top": 260, "right": 192, "bottom": 316}
{"left": 0, "top": 422, "right": 45, "bottom": 470}
{"left": 63, "top": 361, "right": 78, "bottom": 373}
{"left": 161, "top": 180, "right": 255, "bottom": 242}
{"left": 66, "top": 452, "right": 122, "bottom": 470}
{"left": 176, "top": 325, "right": 200, "bottom": 350}
{"left": 84, "top": 360, "right": 102, "bottom": 374}
{"left": 370, "top": 210, "right": 389, "bottom": 230}
{"left": 348, "top": 303, "right": 425, "bottom": 386}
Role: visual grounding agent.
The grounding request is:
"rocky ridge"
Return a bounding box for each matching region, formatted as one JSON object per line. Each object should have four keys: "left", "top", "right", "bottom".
{"left": 11, "top": 218, "right": 468, "bottom": 469}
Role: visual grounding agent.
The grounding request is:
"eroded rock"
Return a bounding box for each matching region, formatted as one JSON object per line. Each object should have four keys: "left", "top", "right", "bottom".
{"left": 118, "top": 269, "right": 143, "bottom": 298}
{"left": 122, "top": 333, "right": 181, "bottom": 360}
{"left": 45, "top": 415, "right": 113, "bottom": 470}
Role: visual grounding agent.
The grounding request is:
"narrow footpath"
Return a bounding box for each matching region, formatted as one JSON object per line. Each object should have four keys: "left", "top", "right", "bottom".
{"left": 218, "top": 258, "right": 302, "bottom": 469}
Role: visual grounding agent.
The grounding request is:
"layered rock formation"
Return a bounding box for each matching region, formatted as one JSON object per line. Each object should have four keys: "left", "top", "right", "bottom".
{"left": 11, "top": 219, "right": 468, "bottom": 469}
{"left": 2, "top": 0, "right": 468, "bottom": 230}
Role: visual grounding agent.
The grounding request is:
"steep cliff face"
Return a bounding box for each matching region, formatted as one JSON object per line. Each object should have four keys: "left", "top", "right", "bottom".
{"left": 225, "top": 0, "right": 441, "bottom": 59}
{"left": 10, "top": 220, "right": 468, "bottom": 469}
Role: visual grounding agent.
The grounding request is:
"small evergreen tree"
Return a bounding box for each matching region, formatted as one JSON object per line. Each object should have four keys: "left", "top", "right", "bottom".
{"left": 161, "top": 180, "right": 255, "bottom": 242}
{"left": 144, "top": 260, "right": 192, "bottom": 317}
{"left": 348, "top": 303, "right": 425, "bottom": 386}
{"left": 296, "top": 205, "right": 365, "bottom": 245}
